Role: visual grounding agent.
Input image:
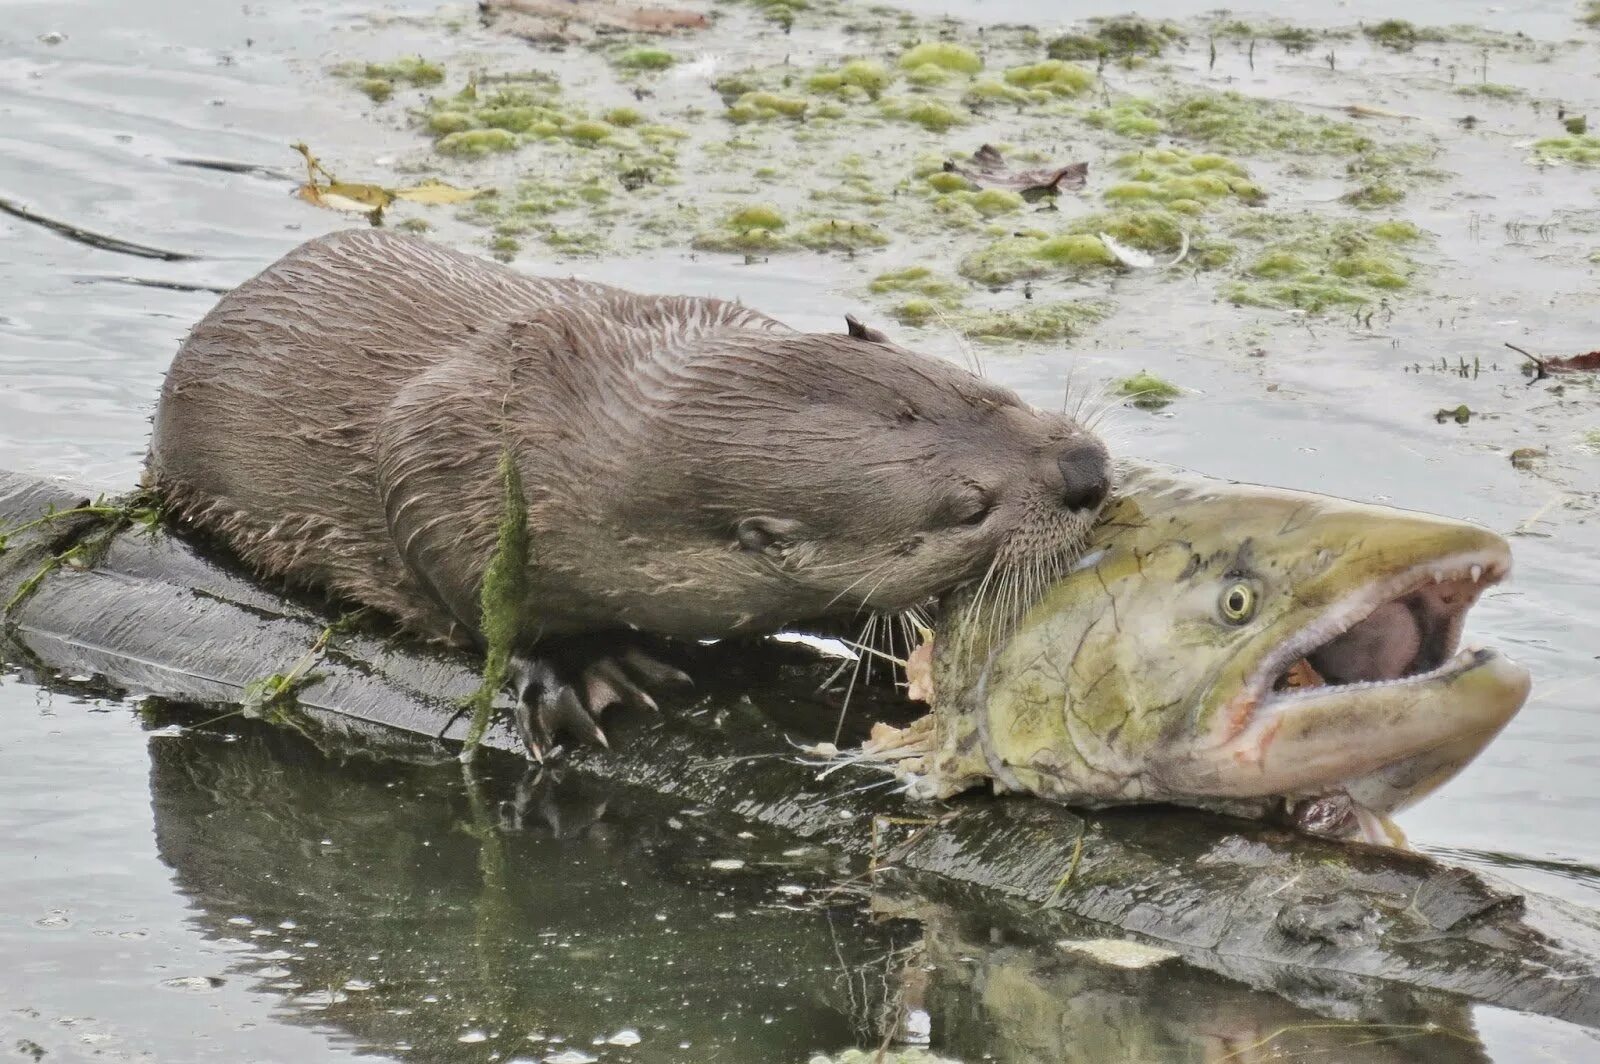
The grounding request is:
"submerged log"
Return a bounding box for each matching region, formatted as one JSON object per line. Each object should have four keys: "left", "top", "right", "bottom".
{"left": 4, "top": 468, "right": 1600, "bottom": 1032}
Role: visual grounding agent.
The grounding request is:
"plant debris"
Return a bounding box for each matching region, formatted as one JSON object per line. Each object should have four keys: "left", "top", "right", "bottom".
{"left": 292, "top": 144, "right": 485, "bottom": 222}
{"left": 944, "top": 144, "right": 1088, "bottom": 199}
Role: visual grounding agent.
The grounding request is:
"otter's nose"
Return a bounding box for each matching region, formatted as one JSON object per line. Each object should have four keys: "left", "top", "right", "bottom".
{"left": 1058, "top": 439, "right": 1111, "bottom": 513}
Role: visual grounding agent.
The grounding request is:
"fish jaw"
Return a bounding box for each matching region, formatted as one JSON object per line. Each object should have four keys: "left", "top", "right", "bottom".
{"left": 1163, "top": 646, "right": 1529, "bottom": 806}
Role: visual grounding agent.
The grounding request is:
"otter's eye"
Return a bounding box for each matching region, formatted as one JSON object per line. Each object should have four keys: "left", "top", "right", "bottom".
{"left": 1219, "top": 582, "right": 1257, "bottom": 624}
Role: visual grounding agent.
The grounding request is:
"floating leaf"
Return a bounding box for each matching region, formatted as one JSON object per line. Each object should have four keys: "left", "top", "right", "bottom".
{"left": 946, "top": 144, "right": 1089, "bottom": 199}
{"left": 291, "top": 143, "right": 485, "bottom": 219}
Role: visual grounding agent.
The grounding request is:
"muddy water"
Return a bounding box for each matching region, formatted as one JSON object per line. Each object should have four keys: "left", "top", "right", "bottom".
{"left": 3, "top": 0, "right": 1600, "bottom": 1060}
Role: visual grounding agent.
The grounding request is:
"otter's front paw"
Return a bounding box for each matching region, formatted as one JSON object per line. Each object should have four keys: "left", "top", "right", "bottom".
{"left": 505, "top": 646, "right": 692, "bottom": 760}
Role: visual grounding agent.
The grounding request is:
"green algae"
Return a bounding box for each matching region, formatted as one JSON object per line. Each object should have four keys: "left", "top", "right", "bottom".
{"left": 898, "top": 42, "right": 983, "bottom": 74}
{"left": 1164, "top": 92, "right": 1376, "bottom": 156}
{"left": 437, "top": 129, "right": 519, "bottom": 157}
{"left": 1225, "top": 217, "right": 1421, "bottom": 313}
{"left": 953, "top": 300, "right": 1107, "bottom": 342}
{"left": 1531, "top": 134, "right": 1600, "bottom": 165}
{"left": 960, "top": 231, "right": 1120, "bottom": 285}
{"left": 795, "top": 218, "right": 889, "bottom": 251}
{"left": 729, "top": 204, "right": 788, "bottom": 230}
{"left": 932, "top": 187, "right": 1026, "bottom": 225}
{"left": 1342, "top": 182, "right": 1406, "bottom": 207}
{"left": 1087, "top": 99, "right": 1164, "bottom": 138}
{"left": 880, "top": 96, "right": 964, "bottom": 132}
{"left": 727, "top": 91, "right": 811, "bottom": 122}
{"left": 616, "top": 47, "right": 675, "bottom": 71}
{"left": 1455, "top": 82, "right": 1522, "bottom": 99}
{"left": 1117, "top": 371, "right": 1182, "bottom": 409}
{"left": 869, "top": 265, "right": 966, "bottom": 303}
{"left": 359, "top": 78, "right": 393, "bottom": 103}
{"left": 807, "top": 59, "right": 892, "bottom": 98}
{"left": 1047, "top": 16, "right": 1183, "bottom": 61}
{"left": 1002, "top": 60, "right": 1095, "bottom": 96}
{"left": 339, "top": 56, "right": 444, "bottom": 101}
{"left": 459, "top": 447, "right": 531, "bottom": 762}
{"left": 1105, "top": 148, "right": 1265, "bottom": 209}
{"left": 1362, "top": 20, "right": 1443, "bottom": 51}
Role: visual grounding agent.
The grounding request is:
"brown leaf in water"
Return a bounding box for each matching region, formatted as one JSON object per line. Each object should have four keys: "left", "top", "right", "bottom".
{"left": 1542, "top": 350, "right": 1600, "bottom": 373}
{"left": 484, "top": 0, "right": 709, "bottom": 42}
{"left": 945, "top": 144, "right": 1089, "bottom": 199}
{"left": 292, "top": 144, "right": 485, "bottom": 219}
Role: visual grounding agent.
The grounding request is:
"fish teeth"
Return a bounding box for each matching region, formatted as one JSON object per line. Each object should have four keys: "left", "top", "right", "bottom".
{"left": 1470, "top": 564, "right": 1483, "bottom": 583}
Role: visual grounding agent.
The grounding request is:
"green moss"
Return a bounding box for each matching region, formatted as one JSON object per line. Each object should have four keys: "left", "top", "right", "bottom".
{"left": 935, "top": 188, "right": 1026, "bottom": 221}
{"left": 807, "top": 59, "right": 892, "bottom": 98}
{"left": 437, "top": 128, "right": 519, "bottom": 157}
{"left": 1048, "top": 16, "right": 1182, "bottom": 61}
{"left": 478, "top": 105, "right": 558, "bottom": 133}
{"left": 1224, "top": 217, "right": 1422, "bottom": 313}
{"left": 1342, "top": 181, "right": 1406, "bottom": 207}
{"left": 953, "top": 300, "right": 1107, "bottom": 342}
{"left": 962, "top": 79, "right": 1038, "bottom": 108}
{"left": 359, "top": 78, "right": 393, "bottom": 102}
{"left": 604, "top": 107, "right": 643, "bottom": 127}
{"left": 897, "top": 42, "right": 983, "bottom": 75}
{"left": 1106, "top": 148, "right": 1265, "bottom": 208}
{"left": 565, "top": 120, "right": 614, "bottom": 144}
{"left": 880, "top": 96, "right": 964, "bottom": 132}
{"left": 903, "top": 63, "right": 954, "bottom": 87}
{"left": 1363, "top": 19, "right": 1442, "bottom": 51}
{"left": 1164, "top": 92, "right": 1375, "bottom": 156}
{"left": 794, "top": 218, "right": 889, "bottom": 251}
{"left": 458, "top": 447, "right": 531, "bottom": 761}
{"left": 1116, "top": 371, "right": 1182, "bottom": 409}
{"left": 362, "top": 56, "right": 445, "bottom": 86}
{"left": 894, "top": 297, "right": 945, "bottom": 324}
{"left": 869, "top": 265, "right": 967, "bottom": 302}
{"left": 1455, "top": 82, "right": 1522, "bottom": 99}
{"left": 1086, "top": 99, "right": 1165, "bottom": 138}
{"left": 617, "top": 48, "right": 675, "bottom": 71}
{"left": 1531, "top": 134, "right": 1600, "bottom": 165}
{"left": 727, "top": 91, "right": 810, "bottom": 123}
{"left": 427, "top": 110, "right": 475, "bottom": 135}
{"left": 959, "top": 230, "right": 1124, "bottom": 285}
{"left": 729, "top": 203, "right": 788, "bottom": 230}
{"left": 926, "top": 170, "right": 972, "bottom": 193}
{"left": 1003, "top": 60, "right": 1095, "bottom": 96}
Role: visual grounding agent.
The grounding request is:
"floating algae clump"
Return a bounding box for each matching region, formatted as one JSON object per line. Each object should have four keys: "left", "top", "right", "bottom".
{"left": 727, "top": 91, "right": 810, "bottom": 122}
{"left": 1087, "top": 98, "right": 1165, "bottom": 138}
{"left": 1164, "top": 92, "right": 1375, "bottom": 156}
{"left": 340, "top": 56, "right": 444, "bottom": 101}
{"left": 807, "top": 59, "right": 892, "bottom": 98}
{"left": 897, "top": 42, "right": 983, "bottom": 74}
{"left": 869, "top": 265, "right": 967, "bottom": 303}
{"left": 959, "top": 231, "right": 1118, "bottom": 285}
{"left": 1530, "top": 134, "right": 1600, "bottom": 165}
{"left": 1002, "top": 60, "right": 1095, "bottom": 96}
{"left": 1117, "top": 371, "right": 1182, "bottom": 409}
{"left": 616, "top": 47, "right": 675, "bottom": 70}
{"left": 795, "top": 219, "right": 889, "bottom": 251}
{"left": 1225, "top": 217, "right": 1422, "bottom": 313}
{"left": 728, "top": 204, "right": 787, "bottom": 230}
{"left": 880, "top": 97, "right": 964, "bottom": 132}
{"left": 933, "top": 187, "right": 1027, "bottom": 225}
{"left": 1048, "top": 16, "right": 1183, "bottom": 61}
{"left": 1104, "top": 148, "right": 1265, "bottom": 210}
{"left": 954, "top": 300, "right": 1107, "bottom": 342}
{"left": 437, "top": 129, "right": 519, "bottom": 157}
{"left": 1363, "top": 19, "right": 1443, "bottom": 51}
{"left": 1342, "top": 181, "right": 1406, "bottom": 207}
{"left": 693, "top": 204, "right": 793, "bottom": 252}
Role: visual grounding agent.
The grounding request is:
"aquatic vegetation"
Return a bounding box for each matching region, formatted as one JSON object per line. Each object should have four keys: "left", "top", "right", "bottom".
{"left": 868, "top": 265, "right": 967, "bottom": 311}
{"left": 1086, "top": 98, "right": 1165, "bottom": 138}
{"left": 1224, "top": 217, "right": 1422, "bottom": 313}
{"left": 729, "top": 203, "right": 787, "bottom": 230}
{"left": 897, "top": 42, "right": 983, "bottom": 75}
{"left": 436, "top": 129, "right": 519, "bottom": 157}
{"left": 1530, "top": 134, "right": 1600, "bottom": 165}
{"left": 341, "top": 56, "right": 444, "bottom": 101}
{"left": 1001, "top": 60, "right": 1095, "bottom": 97}
{"left": 879, "top": 96, "right": 965, "bottom": 132}
{"left": 1342, "top": 181, "right": 1406, "bottom": 207}
{"left": 952, "top": 300, "right": 1107, "bottom": 342}
{"left": 1116, "top": 371, "right": 1182, "bottom": 409}
{"left": 807, "top": 59, "right": 892, "bottom": 99}
{"left": 794, "top": 218, "right": 889, "bottom": 251}
{"left": 1164, "top": 92, "right": 1375, "bottom": 156}
{"left": 1104, "top": 148, "right": 1265, "bottom": 210}
{"left": 1046, "top": 16, "right": 1183, "bottom": 61}
{"left": 1363, "top": 19, "right": 1442, "bottom": 51}
{"left": 1455, "top": 82, "right": 1522, "bottom": 99}
{"left": 960, "top": 230, "right": 1119, "bottom": 285}
{"left": 727, "top": 91, "right": 811, "bottom": 122}
{"left": 459, "top": 448, "right": 531, "bottom": 761}
{"left": 615, "top": 47, "right": 675, "bottom": 71}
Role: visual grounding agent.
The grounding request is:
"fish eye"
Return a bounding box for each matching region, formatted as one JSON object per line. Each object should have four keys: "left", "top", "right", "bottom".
{"left": 1219, "top": 582, "right": 1257, "bottom": 624}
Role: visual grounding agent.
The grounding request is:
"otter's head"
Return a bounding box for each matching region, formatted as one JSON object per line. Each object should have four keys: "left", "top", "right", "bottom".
{"left": 626, "top": 316, "right": 1111, "bottom": 635}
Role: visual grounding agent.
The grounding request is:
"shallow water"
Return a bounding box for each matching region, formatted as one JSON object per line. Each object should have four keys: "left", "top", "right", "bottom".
{"left": 3, "top": 0, "right": 1600, "bottom": 1060}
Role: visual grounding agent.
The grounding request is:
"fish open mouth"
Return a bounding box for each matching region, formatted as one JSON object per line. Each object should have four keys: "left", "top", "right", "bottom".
{"left": 1251, "top": 548, "right": 1510, "bottom": 711}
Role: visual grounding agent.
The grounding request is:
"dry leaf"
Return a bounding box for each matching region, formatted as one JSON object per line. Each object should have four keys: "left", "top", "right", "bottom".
{"left": 946, "top": 144, "right": 1089, "bottom": 199}
{"left": 292, "top": 143, "right": 485, "bottom": 219}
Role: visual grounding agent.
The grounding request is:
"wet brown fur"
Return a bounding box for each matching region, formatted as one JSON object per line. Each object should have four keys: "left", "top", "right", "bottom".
{"left": 147, "top": 229, "right": 1106, "bottom": 650}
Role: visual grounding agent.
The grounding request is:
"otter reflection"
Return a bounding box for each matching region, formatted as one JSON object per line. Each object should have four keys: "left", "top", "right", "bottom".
{"left": 144, "top": 714, "right": 1491, "bottom": 1064}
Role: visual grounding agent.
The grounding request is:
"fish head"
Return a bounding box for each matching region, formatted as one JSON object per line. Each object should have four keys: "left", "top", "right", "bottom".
{"left": 929, "top": 461, "right": 1530, "bottom": 840}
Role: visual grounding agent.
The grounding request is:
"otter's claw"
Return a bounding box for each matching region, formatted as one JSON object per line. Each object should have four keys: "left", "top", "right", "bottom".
{"left": 504, "top": 645, "right": 691, "bottom": 761}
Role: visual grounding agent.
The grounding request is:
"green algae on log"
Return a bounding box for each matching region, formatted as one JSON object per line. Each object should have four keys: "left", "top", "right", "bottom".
{"left": 5, "top": 466, "right": 1600, "bottom": 1030}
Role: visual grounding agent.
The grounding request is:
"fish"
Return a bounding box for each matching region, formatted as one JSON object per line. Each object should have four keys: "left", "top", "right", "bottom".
{"left": 874, "top": 460, "right": 1531, "bottom": 844}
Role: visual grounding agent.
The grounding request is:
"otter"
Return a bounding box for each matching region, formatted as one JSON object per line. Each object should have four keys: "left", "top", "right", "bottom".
{"left": 147, "top": 229, "right": 1111, "bottom": 755}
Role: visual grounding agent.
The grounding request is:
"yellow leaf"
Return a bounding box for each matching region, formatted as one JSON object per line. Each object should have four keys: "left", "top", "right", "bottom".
{"left": 391, "top": 179, "right": 486, "bottom": 205}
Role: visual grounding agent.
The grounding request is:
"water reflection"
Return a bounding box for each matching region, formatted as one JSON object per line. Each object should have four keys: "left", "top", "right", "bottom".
{"left": 144, "top": 710, "right": 1500, "bottom": 1063}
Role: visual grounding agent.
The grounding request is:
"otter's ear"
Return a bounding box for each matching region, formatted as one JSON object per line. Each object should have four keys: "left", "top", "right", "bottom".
{"left": 736, "top": 516, "right": 806, "bottom": 556}
{"left": 845, "top": 314, "right": 891, "bottom": 345}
